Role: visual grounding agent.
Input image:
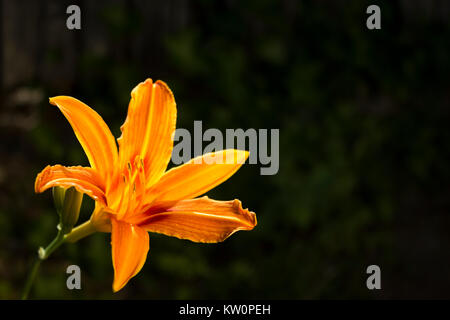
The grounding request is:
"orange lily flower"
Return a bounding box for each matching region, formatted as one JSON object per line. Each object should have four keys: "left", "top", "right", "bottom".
{"left": 34, "top": 79, "right": 257, "bottom": 292}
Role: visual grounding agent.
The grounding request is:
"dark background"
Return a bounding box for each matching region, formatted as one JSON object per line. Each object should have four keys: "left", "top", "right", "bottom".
{"left": 1, "top": 0, "right": 450, "bottom": 299}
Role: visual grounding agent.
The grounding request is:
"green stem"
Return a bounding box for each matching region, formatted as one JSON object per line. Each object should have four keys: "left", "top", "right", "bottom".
{"left": 39, "top": 228, "right": 65, "bottom": 260}
{"left": 21, "top": 258, "right": 41, "bottom": 300}
{"left": 64, "top": 220, "right": 97, "bottom": 243}
{"left": 21, "top": 220, "right": 97, "bottom": 299}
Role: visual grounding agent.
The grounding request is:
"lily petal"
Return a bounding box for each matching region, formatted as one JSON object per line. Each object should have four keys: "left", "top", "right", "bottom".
{"left": 138, "top": 196, "right": 256, "bottom": 243}
{"left": 35, "top": 165, "right": 106, "bottom": 206}
{"left": 146, "top": 150, "right": 249, "bottom": 205}
{"left": 117, "top": 79, "right": 176, "bottom": 189}
{"left": 111, "top": 219, "right": 149, "bottom": 292}
{"left": 49, "top": 96, "right": 119, "bottom": 186}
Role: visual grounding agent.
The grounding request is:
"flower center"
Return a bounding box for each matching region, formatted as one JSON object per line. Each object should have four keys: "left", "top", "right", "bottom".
{"left": 108, "top": 155, "right": 147, "bottom": 221}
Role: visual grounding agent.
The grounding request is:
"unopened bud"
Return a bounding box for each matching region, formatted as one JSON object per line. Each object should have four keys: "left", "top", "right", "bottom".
{"left": 52, "top": 186, "right": 66, "bottom": 217}
{"left": 60, "top": 187, "right": 83, "bottom": 234}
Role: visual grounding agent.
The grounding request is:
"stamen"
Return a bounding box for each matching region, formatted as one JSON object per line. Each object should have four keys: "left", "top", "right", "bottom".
{"left": 119, "top": 155, "right": 147, "bottom": 221}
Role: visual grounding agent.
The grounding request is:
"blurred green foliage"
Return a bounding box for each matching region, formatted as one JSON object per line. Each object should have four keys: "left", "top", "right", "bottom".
{"left": 1, "top": 0, "right": 450, "bottom": 299}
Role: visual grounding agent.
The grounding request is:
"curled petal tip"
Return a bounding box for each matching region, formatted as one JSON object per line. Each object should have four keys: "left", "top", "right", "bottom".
{"left": 233, "top": 199, "right": 257, "bottom": 229}
{"left": 112, "top": 282, "right": 123, "bottom": 293}
{"left": 131, "top": 78, "right": 153, "bottom": 97}
{"left": 35, "top": 165, "right": 51, "bottom": 193}
{"left": 155, "top": 80, "right": 175, "bottom": 99}
{"left": 243, "top": 150, "right": 250, "bottom": 161}
{"left": 232, "top": 149, "right": 249, "bottom": 165}
{"left": 48, "top": 96, "right": 61, "bottom": 106}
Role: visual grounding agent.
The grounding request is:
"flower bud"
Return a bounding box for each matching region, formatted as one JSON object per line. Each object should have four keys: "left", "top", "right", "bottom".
{"left": 52, "top": 186, "right": 66, "bottom": 217}
{"left": 60, "top": 187, "right": 83, "bottom": 234}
